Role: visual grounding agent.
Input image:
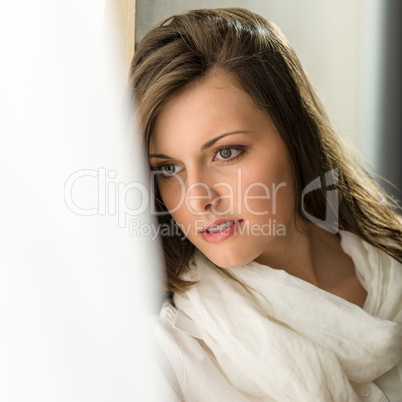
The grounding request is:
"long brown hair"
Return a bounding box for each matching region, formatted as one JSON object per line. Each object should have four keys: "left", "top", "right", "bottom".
{"left": 130, "top": 8, "right": 402, "bottom": 293}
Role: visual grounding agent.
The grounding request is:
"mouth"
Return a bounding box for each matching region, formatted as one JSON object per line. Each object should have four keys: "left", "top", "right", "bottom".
{"left": 204, "top": 220, "right": 239, "bottom": 233}
{"left": 201, "top": 219, "right": 243, "bottom": 243}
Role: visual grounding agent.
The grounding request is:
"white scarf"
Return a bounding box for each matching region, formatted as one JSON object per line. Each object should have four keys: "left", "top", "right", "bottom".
{"left": 173, "top": 232, "right": 402, "bottom": 401}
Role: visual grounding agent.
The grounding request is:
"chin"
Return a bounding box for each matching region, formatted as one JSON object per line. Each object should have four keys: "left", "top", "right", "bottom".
{"left": 205, "top": 251, "right": 253, "bottom": 269}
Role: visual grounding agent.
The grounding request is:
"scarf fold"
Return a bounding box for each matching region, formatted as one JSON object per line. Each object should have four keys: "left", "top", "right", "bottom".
{"left": 173, "top": 232, "right": 402, "bottom": 401}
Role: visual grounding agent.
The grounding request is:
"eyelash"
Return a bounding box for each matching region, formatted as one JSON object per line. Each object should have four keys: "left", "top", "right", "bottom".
{"left": 151, "top": 163, "right": 182, "bottom": 180}
{"left": 212, "top": 145, "right": 245, "bottom": 164}
{"left": 152, "top": 145, "right": 246, "bottom": 180}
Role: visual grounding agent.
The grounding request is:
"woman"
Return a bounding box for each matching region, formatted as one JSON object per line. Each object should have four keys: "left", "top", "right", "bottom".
{"left": 131, "top": 8, "right": 402, "bottom": 401}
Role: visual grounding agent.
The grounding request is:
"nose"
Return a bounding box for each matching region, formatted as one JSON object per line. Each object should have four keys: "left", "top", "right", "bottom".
{"left": 186, "top": 177, "right": 221, "bottom": 214}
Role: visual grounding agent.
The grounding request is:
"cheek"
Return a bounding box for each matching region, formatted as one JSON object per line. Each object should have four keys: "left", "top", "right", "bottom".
{"left": 238, "top": 162, "right": 294, "bottom": 217}
{"left": 158, "top": 180, "right": 184, "bottom": 212}
{"left": 238, "top": 171, "right": 277, "bottom": 213}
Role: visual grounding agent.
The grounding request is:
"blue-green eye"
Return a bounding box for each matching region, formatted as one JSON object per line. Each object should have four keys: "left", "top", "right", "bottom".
{"left": 215, "top": 147, "right": 242, "bottom": 161}
{"left": 160, "top": 164, "right": 183, "bottom": 177}
{"left": 219, "top": 148, "right": 232, "bottom": 159}
{"left": 163, "top": 165, "right": 175, "bottom": 174}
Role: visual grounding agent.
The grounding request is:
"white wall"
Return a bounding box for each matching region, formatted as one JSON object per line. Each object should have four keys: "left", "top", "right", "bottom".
{"left": 0, "top": 1, "right": 163, "bottom": 401}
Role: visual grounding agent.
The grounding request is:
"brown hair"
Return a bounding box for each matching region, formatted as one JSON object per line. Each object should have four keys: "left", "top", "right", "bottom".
{"left": 130, "top": 8, "right": 402, "bottom": 293}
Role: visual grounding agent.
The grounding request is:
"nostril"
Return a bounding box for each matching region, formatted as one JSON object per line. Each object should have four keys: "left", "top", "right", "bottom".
{"left": 186, "top": 182, "right": 220, "bottom": 214}
{"left": 207, "top": 195, "right": 221, "bottom": 210}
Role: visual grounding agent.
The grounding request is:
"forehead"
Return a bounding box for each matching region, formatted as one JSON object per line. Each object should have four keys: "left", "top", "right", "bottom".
{"left": 150, "top": 72, "right": 266, "bottom": 153}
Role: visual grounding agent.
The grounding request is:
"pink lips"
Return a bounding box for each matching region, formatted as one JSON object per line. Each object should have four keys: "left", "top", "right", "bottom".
{"left": 201, "top": 219, "right": 243, "bottom": 243}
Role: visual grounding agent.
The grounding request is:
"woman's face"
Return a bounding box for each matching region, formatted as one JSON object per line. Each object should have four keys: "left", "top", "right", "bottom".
{"left": 150, "top": 72, "right": 296, "bottom": 268}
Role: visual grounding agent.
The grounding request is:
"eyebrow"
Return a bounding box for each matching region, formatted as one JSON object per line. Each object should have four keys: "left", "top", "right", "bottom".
{"left": 149, "top": 130, "right": 249, "bottom": 160}
{"left": 200, "top": 130, "right": 249, "bottom": 150}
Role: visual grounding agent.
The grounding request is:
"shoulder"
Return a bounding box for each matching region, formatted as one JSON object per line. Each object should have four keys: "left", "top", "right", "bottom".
{"left": 340, "top": 230, "right": 402, "bottom": 321}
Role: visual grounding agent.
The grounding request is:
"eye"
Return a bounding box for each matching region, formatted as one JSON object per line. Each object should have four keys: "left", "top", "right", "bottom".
{"left": 158, "top": 164, "right": 183, "bottom": 177}
{"left": 215, "top": 147, "right": 242, "bottom": 161}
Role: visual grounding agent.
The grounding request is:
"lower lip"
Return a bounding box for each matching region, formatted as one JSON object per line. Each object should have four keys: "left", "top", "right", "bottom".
{"left": 201, "top": 220, "right": 243, "bottom": 243}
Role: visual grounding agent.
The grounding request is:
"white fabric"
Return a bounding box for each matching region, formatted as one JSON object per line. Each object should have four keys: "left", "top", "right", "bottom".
{"left": 152, "top": 232, "right": 402, "bottom": 401}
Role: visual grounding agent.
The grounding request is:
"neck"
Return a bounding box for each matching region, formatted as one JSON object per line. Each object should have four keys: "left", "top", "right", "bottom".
{"left": 254, "top": 219, "right": 321, "bottom": 284}
{"left": 254, "top": 220, "right": 367, "bottom": 307}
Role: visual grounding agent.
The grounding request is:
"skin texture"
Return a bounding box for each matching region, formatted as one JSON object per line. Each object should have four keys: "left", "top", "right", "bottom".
{"left": 150, "top": 72, "right": 367, "bottom": 307}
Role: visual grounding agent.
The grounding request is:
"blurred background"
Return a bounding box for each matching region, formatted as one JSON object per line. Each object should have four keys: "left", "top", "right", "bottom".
{"left": 135, "top": 0, "right": 402, "bottom": 201}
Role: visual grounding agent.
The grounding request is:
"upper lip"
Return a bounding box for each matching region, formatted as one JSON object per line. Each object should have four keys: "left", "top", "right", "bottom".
{"left": 202, "top": 219, "right": 242, "bottom": 233}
